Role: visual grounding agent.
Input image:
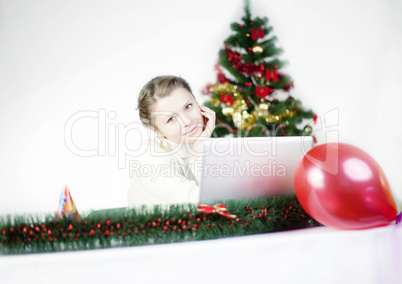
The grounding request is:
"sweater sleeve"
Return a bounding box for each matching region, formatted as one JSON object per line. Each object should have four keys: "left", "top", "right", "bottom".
{"left": 127, "top": 152, "right": 200, "bottom": 209}
{"left": 186, "top": 154, "right": 203, "bottom": 186}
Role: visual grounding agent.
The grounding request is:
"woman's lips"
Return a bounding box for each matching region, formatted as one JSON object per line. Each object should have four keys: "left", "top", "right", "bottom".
{"left": 184, "top": 126, "right": 197, "bottom": 135}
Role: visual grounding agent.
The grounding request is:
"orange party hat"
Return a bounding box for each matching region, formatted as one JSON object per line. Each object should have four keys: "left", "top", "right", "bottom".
{"left": 56, "top": 185, "right": 81, "bottom": 222}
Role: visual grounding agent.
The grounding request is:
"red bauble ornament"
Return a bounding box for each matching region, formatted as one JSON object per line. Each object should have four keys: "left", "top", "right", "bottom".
{"left": 294, "top": 143, "right": 397, "bottom": 230}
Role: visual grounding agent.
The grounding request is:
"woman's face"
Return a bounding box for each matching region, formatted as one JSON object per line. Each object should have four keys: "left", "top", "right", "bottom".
{"left": 151, "top": 87, "right": 204, "bottom": 145}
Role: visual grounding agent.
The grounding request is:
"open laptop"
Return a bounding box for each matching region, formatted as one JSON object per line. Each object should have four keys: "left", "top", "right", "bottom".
{"left": 199, "top": 136, "right": 314, "bottom": 203}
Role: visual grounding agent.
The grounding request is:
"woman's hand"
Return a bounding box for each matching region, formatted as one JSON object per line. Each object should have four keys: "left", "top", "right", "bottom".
{"left": 193, "top": 106, "right": 216, "bottom": 152}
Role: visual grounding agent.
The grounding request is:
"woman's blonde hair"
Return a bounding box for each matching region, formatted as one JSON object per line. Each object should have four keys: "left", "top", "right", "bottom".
{"left": 137, "top": 75, "right": 193, "bottom": 127}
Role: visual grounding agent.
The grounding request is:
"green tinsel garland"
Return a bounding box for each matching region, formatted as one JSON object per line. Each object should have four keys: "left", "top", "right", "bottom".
{"left": 0, "top": 194, "right": 321, "bottom": 255}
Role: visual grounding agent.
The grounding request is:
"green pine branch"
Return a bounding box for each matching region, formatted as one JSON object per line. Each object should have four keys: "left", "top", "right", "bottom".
{"left": 0, "top": 194, "right": 321, "bottom": 255}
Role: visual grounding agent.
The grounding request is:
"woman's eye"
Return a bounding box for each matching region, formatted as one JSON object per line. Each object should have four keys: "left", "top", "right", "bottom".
{"left": 186, "top": 103, "right": 193, "bottom": 110}
{"left": 167, "top": 117, "right": 175, "bottom": 123}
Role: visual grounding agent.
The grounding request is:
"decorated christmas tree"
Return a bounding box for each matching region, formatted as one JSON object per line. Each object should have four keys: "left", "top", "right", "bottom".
{"left": 203, "top": 0, "right": 316, "bottom": 138}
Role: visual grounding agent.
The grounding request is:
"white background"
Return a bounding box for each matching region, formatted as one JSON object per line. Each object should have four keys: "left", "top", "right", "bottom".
{"left": 2, "top": 224, "right": 401, "bottom": 284}
{"left": 0, "top": 0, "right": 401, "bottom": 215}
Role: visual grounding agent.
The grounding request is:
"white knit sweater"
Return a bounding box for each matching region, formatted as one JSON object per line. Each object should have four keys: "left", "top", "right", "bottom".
{"left": 127, "top": 134, "right": 203, "bottom": 208}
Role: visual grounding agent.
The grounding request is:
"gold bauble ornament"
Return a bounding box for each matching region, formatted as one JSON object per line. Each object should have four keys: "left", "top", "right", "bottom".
{"left": 258, "top": 103, "right": 269, "bottom": 111}
{"left": 252, "top": 43, "right": 264, "bottom": 55}
{"left": 222, "top": 106, "right": 234, "bottom": 117}
{"left": 256, "top": 102, "right": 269, "bottom": 119}
{"left": 303, "top": 125, "right": 313, "bottom": 135}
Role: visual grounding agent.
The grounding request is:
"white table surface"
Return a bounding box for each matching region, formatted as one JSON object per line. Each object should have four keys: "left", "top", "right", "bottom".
{"left": 1, "top": 222, "right": 401, "bottom": 284}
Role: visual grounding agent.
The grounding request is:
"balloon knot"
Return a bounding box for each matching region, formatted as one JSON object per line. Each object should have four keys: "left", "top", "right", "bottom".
{"left": 396, "top": 212, "right": 402, "bottom": 225}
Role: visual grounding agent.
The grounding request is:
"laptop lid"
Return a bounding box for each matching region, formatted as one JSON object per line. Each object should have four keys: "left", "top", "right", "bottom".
{"left": 199, "top": 136, "right": 313, "bottom": 203}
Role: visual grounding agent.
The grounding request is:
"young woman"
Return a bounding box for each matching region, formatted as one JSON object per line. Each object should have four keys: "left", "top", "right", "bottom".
{"left": 128, "top": 75, "right": 216, "bottom": 208}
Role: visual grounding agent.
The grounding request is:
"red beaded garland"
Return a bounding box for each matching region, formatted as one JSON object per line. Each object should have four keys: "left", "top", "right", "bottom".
{"left": 0, "top": 195, "right": 316, "bottom": 252}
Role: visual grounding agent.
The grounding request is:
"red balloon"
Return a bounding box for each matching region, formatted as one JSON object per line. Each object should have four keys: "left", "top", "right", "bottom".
{"left": 294, "top": 143, "right": 397, "bottom": 230}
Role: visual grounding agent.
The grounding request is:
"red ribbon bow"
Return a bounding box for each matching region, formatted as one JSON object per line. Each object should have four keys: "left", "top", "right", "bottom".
{"left": 266, "top": 70, "right": 279, "bottom": 82}
{"left": 251, "top": 27, "right": 264, "bottom": 41}
{"left": 256, "top": 86, "right": 270, "bottom": 98}
{"left": 220, "top": 93, "right": 234, "bottom": 105}
{"left": 197, "top": 204, "right": 237, "bottom": 219}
